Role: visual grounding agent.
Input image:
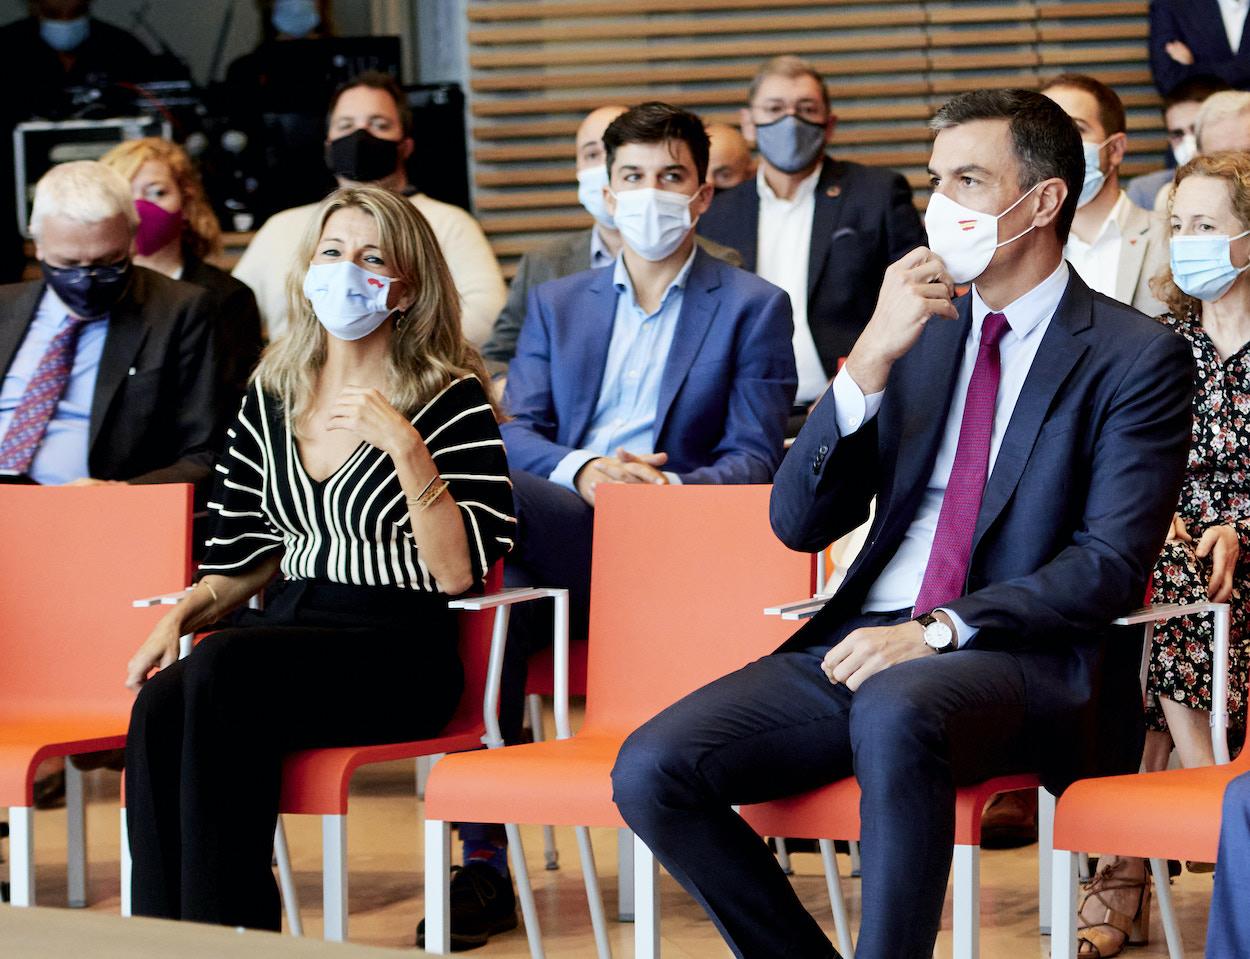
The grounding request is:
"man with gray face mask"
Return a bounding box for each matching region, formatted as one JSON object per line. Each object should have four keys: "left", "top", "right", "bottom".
{"left": 699, "top": 56, "right": 925, "bottom": 432}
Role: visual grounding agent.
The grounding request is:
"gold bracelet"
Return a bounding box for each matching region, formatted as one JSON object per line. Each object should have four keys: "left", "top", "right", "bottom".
{"left": 414, "top": 473, "right": 440, "bottom": 502}
{"left": 417, "top": 480, "right": 450, "bottom": 512}
{"left": 199, "top": 580, "right": 219, "bottom": 604}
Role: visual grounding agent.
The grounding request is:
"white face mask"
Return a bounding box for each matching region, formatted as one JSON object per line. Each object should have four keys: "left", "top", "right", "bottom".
{"left": 1077, "top": 136, "right": 1114, "bottom": 209}
{"left": 609, "top": 187, "right": 698, "bottom": 262}
{"left": 1170, "top": 229, "right": 1250, "bottom": 302}
{"left": 302, "top": 261, "right": 395, "bottom": 341}
{"left": 1172, "top": 133, "right": 1198, "bottom": 168}
{"left": 577, "top": 165, "right": 615, "bottom": 230}
{"left": 924, "top": 183, "right": 1043, "bottom": 284}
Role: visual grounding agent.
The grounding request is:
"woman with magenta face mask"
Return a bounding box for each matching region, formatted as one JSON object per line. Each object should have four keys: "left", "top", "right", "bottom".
{"left": 1074, "top": 151, "right": 1250, "bottom": 958}
{"left": 100, "top": 138, "right": 263, "bottom": 421}
{"left": 120, "top": 186, "right": 514, "bottom": 932}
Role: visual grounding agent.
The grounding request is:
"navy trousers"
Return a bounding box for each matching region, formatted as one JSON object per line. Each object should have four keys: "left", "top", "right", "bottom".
{"left": 611, "top": 612, "right": 1034, "bottom": 959}
{"left": 1207, "top": 770, "right": 1250, "bottom": 958}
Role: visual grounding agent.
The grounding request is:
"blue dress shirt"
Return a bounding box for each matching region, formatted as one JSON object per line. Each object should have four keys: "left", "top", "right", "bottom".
{"left": 548, "top": 249, "right": 696, "bottom": 491}
{"left": 0, "top": 288, "right": 108, "bottom": 484}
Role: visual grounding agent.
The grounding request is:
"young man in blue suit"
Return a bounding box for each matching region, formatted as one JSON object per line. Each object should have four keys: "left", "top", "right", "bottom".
{"left": 428, "top": 102, "right": 797, "bottom": 949}
{"left": 698, "top": 56, "right": 924, "bottom": 430}
{"left": 612, "top": 89, "right": 1195, "bottom": 959}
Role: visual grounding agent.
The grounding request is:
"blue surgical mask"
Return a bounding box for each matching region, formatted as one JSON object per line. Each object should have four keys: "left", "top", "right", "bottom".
{"left": 40, "top": 16, "right": 89, "bottom": 52}
{"left": 577, "top": 164, "right": 614, "bottom": 230}
{"left": 1077, "top": 137, "right": 1114, "bottom": 209}
{"left": 272, "top": 0, "right": 321, "bottom": 38}
{"left": 1170, "top": 229, "right": 1250, "bottom": 302}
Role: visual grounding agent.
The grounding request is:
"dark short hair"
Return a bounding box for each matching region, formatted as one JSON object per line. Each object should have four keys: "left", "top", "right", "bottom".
{"left": 326, "top": 71, "right": 412, "bottom": 137}
{"left": 603, "top": 102, "right": 710, "bottom": 182}
{"left": 930, "top": 88, "right": 1084, "bottom": 243}
{"left": 1163, "top": 74, "right": 1232, "bottom": 112}
{"left": 1040, "top": 73, "right": 1127, "bottom": 137}
{"left": 749, "top": 55, "right": 831, "bottom": 113}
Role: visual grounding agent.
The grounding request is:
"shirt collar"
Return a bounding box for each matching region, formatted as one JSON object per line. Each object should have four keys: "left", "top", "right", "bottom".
{"left": 756, "top": 163, "right": 822, "bottom": 204}
{"left": 971, "top": 260, "right": 1069, "bottom": 343}
{"left": 590, "top": 226, "right": 613, "bottom": 267}
{"left": 1068, "top": 191, "right": 1127, "bottom": 251}
{"left": 612, "top": 245, "right": 698, "bottom": 311}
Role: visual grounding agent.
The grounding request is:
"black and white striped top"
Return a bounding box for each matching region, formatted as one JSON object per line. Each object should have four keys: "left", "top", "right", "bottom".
{"left": 199, "top": 375, "right": 514, "bottom": 592}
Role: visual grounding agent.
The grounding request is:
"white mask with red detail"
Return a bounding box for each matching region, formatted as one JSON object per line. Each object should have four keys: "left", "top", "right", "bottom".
{"left": 302, "top": 261, "right": 394, "bottom": 341}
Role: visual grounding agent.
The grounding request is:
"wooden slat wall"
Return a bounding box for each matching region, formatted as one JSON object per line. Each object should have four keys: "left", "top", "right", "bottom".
{"left": 466, "top": 0, "right": 1159, "bottom": 275}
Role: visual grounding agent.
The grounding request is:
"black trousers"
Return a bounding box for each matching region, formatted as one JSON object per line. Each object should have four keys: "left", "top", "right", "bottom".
{"left": 611, "top": 612, "right": 1034, "bottom": 959}
{"left": 124, "top": 579, "right": 464, "bottom": 930}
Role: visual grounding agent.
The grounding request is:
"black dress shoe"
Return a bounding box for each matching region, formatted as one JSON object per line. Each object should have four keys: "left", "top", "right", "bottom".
{"left": 416, "top": 862, "right": 519, "bottom": 951}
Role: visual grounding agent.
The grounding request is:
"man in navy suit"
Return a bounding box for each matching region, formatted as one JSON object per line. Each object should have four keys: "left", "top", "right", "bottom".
{"left": 436, "top": 103, "right": 796, "bottom": 949}
{"left": 1150, "top": 0, "right": 1250, "bottom": 95}
{"left": 612, "top": 89, "right": 1194, "bottom": 959}
{"left": 698, "top": 55, "right": 924, "bottom": 430}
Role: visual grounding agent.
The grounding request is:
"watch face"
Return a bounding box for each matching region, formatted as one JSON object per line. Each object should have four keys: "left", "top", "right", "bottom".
{"left": 924, "top": 621, "right": 953, "bottom": 649}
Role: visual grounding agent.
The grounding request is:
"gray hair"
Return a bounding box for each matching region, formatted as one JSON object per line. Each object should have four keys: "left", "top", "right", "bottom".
{"left": 29, "top": 160, "right": 138, "bottom": 239}
{"left": 1195, "top": 91, "right": 1250, "bottom": 150}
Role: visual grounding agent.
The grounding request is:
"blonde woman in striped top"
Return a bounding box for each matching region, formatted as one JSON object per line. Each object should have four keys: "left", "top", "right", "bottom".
{"left": 121, "top": 186, "right": 513, "bottom": 931}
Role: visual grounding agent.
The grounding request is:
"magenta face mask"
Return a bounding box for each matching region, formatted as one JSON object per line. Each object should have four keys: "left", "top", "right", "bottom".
{"left": 134, "top": 199, "right": 184, "bottom": 257}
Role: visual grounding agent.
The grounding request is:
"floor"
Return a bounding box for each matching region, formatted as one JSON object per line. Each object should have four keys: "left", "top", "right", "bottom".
{"left": 10, "top": 759, "right": 1215, "bottom": 957}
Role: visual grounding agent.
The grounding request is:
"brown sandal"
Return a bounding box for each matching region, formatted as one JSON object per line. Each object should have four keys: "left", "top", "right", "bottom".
{"left": 1076, "top": 861, "right": 1151, "bottom": 958}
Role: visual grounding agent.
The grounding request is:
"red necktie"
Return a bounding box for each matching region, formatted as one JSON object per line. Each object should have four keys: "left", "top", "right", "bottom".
{"left": 913, "top": 311, "right": 1010, "bottom": 616}
{"left": 0, "top": 314, "right": 88, "bottom": 474}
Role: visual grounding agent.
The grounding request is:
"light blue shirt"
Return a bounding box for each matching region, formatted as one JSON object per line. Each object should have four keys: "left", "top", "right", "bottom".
{"left": 0, "top": 288, "right": 108, "bottom": 484}
{"left": 831, "top": 261, "right": 1070, "bottom": 646}
{"left": 549, "top": 249, "right": 696, "bottom": 491}
{"left": 590, "top": 227, "right": 614, "bottom": 269}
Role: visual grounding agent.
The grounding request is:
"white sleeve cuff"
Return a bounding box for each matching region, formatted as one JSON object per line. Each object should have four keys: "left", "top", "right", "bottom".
{"left": 663, "top": 471, "right": 682, "bottom": 485}
{"left": 831, "top": 366, "right": 884, "bottom": 437}
{"left": 550, "top": 450, "right": 599, "bottom": 493}
{"left": 936, "top": 607, "right": 978, "bottom": 648}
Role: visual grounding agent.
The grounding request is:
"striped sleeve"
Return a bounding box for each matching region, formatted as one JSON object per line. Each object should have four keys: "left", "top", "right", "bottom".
{"left": 198, "top": 385, "right": 285, "bottom": 576}
{"left": 419, "top": 375, "right": 515, "bottom": 585}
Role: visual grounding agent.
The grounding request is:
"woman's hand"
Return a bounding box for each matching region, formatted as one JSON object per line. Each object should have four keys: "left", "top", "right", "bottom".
{"left": 327, "top": 386, "right": 424, "bottom": 458}
{"left": 125, "top": 614, "right": 183, "bottom": 691}
{"left": 1168, "top": 513, "right": 1192, "bottom": 543}
{"left": 1196, "top": 524, "right": 1240, "bottom": 602}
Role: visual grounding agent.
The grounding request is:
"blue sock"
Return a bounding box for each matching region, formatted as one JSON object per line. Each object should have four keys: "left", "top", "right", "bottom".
{"left": 459, "top": 824, "right": 509, "bottom": 876}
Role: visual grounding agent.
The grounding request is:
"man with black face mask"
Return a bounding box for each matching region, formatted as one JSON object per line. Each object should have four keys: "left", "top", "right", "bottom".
{"left": 0, "top": 161, "right": 217, "bottom": 487}
{"left": 698, "top": 56, "right": 925, "bottom": 433}
{"left": 234, "top": 71, "right": 505, "bottom": 343}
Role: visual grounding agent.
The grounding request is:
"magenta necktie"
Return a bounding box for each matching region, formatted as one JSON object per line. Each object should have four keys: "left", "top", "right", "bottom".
{"left": 0, "top": 314, "right": 88, "bottom": 473}
{"left": 912, "top": 311, "right": 1010, "bottom": 616}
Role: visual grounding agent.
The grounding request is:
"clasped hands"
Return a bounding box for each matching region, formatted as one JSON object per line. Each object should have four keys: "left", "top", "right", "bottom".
{"left": 822, "top": 613, "right": 954, "bottom": 692}
{"left": 574, "top": 448, "right": 669, "bottom": 506}
{"left": 1168, "top": 514, "right": 1240, "bottom": 603}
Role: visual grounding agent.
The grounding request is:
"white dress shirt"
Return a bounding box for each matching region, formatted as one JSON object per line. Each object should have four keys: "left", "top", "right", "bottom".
{"left": 831, "top": 260, "right": 1071, "bottom": 645}
{"left": 1064, "top": 192, "right": 1127, "bottom": 299}
{"left": 755, "top": 165, "right": 828, "bottom": 404}
{"left": 1219, "top": 0, "right": 1249, "bottom": 52}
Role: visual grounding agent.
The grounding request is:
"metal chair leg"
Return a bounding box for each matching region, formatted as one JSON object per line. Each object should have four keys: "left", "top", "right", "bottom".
{"left": 66, "top": 761, "right": 86, "bottom": 908}
{"left": 1050, "top": 849, "right": 1079, "bottom": 959}
{"left": 819, "top": 839, "right": 853, "bottom": 958}
{"left": 8, "top": 806, "right": 33, "bottom": 906}
{"left": 504, "top": 822, "right": 545, "bottom": 958}
{"left": 575, "top": 826, "right": 612, "bottom": 959}
{"left": 774, "top": 836, "right": 794, "bottom": 875}
{"left": 119, "top": 808, "right": 132, "bottom": 917}
{"left": 1151, "top": 857, "right": 1184, "bottom": 959}
{"left": 322, "top": 814, "right": 347, "bottom": 942}
{"left": 952, "top": 843, "right": 980, "bottom": 959}
{"left": 525, "top": 696, "right": 560, "bottom": 871}
{"left": 424, "top": 819, "right": 452, "bottom": 954}
{"left": 274, "top": 816, "right": 302, "bottom": 936}
{"left": 633, "top": 833, "right": 660, "bottom": 959}
{"left": 848, "top": 839, "right": 862, "bottom": 877}
{"left": 617, "top": 827, "right": 635, "bottom": 921}
{"left": 1038, "top": 787, "right": 1055, "bottom": 934}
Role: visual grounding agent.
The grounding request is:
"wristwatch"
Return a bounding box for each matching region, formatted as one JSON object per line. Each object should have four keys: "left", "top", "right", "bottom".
{"left": 916, "top": 613, "right": 955, "bottom": 653}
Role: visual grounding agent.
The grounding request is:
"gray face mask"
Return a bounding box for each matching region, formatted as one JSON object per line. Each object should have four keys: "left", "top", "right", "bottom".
{"left": 754, "top": 115, "right": 827, "bottom": 174}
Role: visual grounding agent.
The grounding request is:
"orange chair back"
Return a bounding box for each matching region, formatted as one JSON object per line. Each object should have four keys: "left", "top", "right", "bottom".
{"left": 439, "top": 561, "right": 504, "bottom": 738}
{"left": 582, "top": 484, "right": 812, "bottom": 735}
{"left": 0, "top": 485, "right": 192, "bottom": 721}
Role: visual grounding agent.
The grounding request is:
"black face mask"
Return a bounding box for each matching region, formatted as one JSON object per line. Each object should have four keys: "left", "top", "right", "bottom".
{"left": 39, "top": 259, "right": 132, "bottom": 319}
{"left": 325, "top": 128, "right": 401, "bottom": 183}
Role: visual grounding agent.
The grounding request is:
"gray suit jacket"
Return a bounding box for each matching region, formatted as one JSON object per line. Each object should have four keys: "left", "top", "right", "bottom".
{"left": 481, "top": 229, "right": 743, "bottom": 370}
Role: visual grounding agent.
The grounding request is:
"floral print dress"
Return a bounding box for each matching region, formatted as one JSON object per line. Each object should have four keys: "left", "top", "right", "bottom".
{"left": 1147, "top": 311, "right": 1250, "bottom": 733}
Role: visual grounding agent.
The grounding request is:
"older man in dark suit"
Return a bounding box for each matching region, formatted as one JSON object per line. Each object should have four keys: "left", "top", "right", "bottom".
{"left": 613, "top": 89, "right": 1194, "bottom": 959}
{"left": 698, "top": 56, "right": 924, "bottom": 430}
{"left": 0, "top": 161, "right": 217, "bottom": 488}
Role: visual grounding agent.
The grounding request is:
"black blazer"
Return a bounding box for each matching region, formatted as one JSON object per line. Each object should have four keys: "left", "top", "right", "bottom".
{"left": 1150, "top": 0, "right": 1250, "bottom": 94}
{"left": 771, "top": 271, "right": 1194, "bottom": 794}
{"left": 181, "top": 255, "right": 263, "bottom": 424}
{"left": 0, "top": 267, "right": 218, "bottom": 487}
{"left": 697, "top": 157, "right": 925, "bottom": 376}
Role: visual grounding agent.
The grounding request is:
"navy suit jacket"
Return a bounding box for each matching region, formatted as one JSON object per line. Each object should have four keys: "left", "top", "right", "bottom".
{"left": 771, "top": 270, "right": 1194, "bottom": 793}
{"left": 1150, "top": 0, "right": 1250, "bottom": 94}
{"left": 697, "top": 157, "right": 925, "bottom": 377}
{"left": 501, "top": 247, "right": 798, "bottom": 485}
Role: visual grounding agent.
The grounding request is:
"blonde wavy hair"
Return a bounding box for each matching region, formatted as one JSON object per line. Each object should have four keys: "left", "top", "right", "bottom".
{"left": 253, "top": 186, "right": 496, "bottom": 429}
{"left": 1152, "top": 151, "right": 1250, "bottom": 319}
{"left": 99, "top": 138, "right": 222, "bottom": 260}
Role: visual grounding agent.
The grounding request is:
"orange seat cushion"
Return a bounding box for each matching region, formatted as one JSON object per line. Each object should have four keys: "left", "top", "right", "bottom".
{"left": 0, "top": 716, "right": 128, "bottom": 806}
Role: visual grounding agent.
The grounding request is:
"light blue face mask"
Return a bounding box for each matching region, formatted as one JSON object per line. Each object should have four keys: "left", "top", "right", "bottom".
{"left": 1077, "top": 137, "right": 1114, "bottom": 209}
{"left": 40, "top": 16, "right": 89, "bottom": 52}
{"left": 1170, "top": 229, "right": 1250, "bottom": 302}
{"left": 272, "top": 0, "right": 321, "bottom": 38}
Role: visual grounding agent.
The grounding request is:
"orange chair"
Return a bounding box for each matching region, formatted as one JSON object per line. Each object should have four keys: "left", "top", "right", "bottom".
{"left": 422, "top": 484, "right": 813, "bottom": 958}
{"left": 1051, "top": 601, "right": 1236, "bottom": 959}
{"left": 0, "top": 485, "right": 192, "bottom": 908}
